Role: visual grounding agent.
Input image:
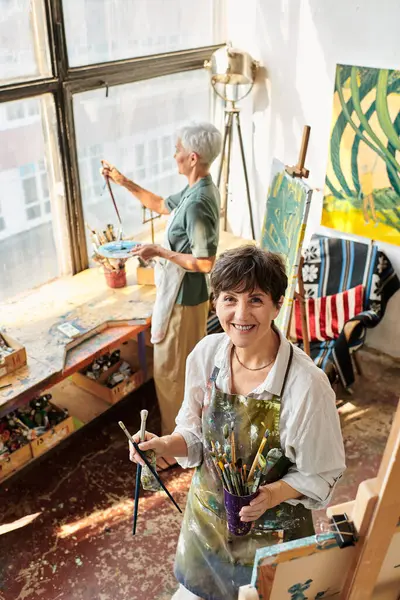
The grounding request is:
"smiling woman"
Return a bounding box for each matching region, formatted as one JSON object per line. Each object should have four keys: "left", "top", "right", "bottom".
{"left": 128, "top": 245, "right": 346, "bottom": 600}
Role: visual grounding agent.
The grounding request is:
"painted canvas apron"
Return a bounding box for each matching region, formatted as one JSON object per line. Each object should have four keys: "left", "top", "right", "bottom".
{"left": 174, "top": 344, "right": 314, "bottom": 600}
{"left": 151, "top": 194, "right": 191, "bottom": 344}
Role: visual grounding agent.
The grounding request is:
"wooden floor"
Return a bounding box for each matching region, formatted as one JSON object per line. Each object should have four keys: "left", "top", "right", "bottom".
{"left": 0, "top": 346, "right": 398, "bottom": 600}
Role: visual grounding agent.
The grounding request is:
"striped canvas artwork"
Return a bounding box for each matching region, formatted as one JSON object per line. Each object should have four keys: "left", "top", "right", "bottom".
{"left": 290, "top": 284, "right": 364, "bottom": 342}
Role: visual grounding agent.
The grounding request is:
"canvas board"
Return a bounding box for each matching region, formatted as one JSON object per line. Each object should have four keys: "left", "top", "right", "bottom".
{"left": 261, "top": 159, "right": 312, "bottom": 335}
{"left": 322, "top": 63, "right": 400, "bottom": 247}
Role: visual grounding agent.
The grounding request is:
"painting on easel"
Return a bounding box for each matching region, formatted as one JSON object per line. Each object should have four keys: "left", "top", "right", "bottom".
{"left": 322, "top": 63, "right": 400, "bottom": 246}
{"left": 261, "top": 159, "right": 312, "bottom": 335}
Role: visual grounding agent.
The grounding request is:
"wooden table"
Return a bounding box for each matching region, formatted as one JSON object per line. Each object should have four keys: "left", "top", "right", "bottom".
{"left": 0, "top": 228, "right": 252, "bottom": 482}
{"left": 0, "top": 228, "right": 251, "bottom": 419}
{"left": 0, "top": 260, "right": 155, "bottom": 418}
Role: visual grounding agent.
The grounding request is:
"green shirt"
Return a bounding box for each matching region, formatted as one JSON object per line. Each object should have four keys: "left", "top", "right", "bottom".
{"left": 165, "top": 175, "right": 220, "bottom": 306}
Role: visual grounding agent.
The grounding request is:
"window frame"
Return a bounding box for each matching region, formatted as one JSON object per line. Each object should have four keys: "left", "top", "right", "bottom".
{"left": 0, "top": 0, "right": 224, "bottom": 273}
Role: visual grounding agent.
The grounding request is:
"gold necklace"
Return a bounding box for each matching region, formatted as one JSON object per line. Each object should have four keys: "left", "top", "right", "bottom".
{"left": 234, "top": 347, "right": 276, "bottom": 372}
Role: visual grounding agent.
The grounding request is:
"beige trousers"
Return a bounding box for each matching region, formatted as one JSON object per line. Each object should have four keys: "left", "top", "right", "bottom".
{"left": 153, "top": 300, "right": 209, "bottom": 435}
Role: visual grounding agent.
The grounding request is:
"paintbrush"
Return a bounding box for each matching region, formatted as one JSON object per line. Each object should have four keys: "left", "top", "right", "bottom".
{"left": 230, "top": 421, "right": 236, "bottom": 466}
{"left": 132, "top": 410, "right": 147, "bottom": 535}
{"left": 118, "top": 421, "right": 182, "bottom": 514}
{"left": 247, "top": 428, "right": 270, "bottom": 483}
{"left": 101, "top": 160, "right": 123, "bottom": 231}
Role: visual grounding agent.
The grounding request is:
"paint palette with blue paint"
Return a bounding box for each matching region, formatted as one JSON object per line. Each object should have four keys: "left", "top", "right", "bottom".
{"left": 97, "top": 240, "right": 138, "bottom": 259}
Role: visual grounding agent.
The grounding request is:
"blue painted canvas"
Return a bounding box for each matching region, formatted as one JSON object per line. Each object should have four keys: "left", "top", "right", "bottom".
{"left": 261, "top": 159, "right": 312, "bottom": 335}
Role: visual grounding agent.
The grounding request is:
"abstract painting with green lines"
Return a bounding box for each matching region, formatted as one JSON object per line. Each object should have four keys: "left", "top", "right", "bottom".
{"left": 322, "top": 64, "right": 400, "bottom": 246}
{"left": 261, "top": 159, "right": 312, "bottom": 336}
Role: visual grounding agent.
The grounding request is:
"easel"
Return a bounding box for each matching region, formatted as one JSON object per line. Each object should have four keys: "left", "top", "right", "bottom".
{"left": 329, "top": 400, "right": 400, "bottom": 600}
{"left": 142, "top": 207, "right": 160, "bottom": 245}
{"left": 136, "top": 208, "right": 160, "bottom": 285}
{"left": 286, "top": 126, "right": 311, "bottom": 356}
{"left": 217, "top": 103, "right": 256, "bottom": 240}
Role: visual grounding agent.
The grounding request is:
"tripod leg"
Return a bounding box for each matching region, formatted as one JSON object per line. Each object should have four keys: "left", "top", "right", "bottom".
{"left": 223, "top": 112, "right": 234, "bottom": 231}
{"left": 217, "top": 111, "right": 231, "bottom": 188}
{"left": 235, "top": 112, "right": 256, "bottom": 240}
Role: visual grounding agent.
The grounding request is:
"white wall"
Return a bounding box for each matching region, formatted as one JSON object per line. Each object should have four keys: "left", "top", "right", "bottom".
{"left": 226, "top": 0, "right": 400, "bottom": 357}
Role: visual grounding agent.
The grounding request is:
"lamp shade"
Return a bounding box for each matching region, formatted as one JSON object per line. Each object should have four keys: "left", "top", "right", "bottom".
{"left": 204, "top": 45, "right": 258, "bottom": 86}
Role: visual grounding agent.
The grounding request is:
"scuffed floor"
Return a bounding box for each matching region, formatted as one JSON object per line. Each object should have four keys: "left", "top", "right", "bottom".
{"left": 0, "top": 347, "right": 399, "bottom": 600}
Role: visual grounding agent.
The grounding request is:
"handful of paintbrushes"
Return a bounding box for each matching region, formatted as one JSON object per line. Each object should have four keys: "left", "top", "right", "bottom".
{"left": 86, "top": 222, "right": 128, "bottom": 272}
{"left": 210, "top": 424, "right": 283, "bottom": 497}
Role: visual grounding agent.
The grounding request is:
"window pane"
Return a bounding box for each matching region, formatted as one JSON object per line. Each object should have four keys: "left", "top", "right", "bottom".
{"left": 73, "top": 70, "right": 211, "bottom": 258}
{"left": 0, "top": 95, "right": 71, "bottom": 302}
{"left": 64, "top": 0, "right": 226, "bottom": 67}
{"left": 0, "top": 0, "right": 51, "bottom": 84}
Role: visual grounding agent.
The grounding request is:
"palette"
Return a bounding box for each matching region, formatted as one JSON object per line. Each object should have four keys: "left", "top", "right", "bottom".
{"left": 97, "top": 241, "right": 138, "bottom": 259}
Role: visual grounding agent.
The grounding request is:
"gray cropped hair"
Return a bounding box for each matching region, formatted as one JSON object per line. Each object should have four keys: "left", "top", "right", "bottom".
{"left": 178, "top": 122, "right": 222, "bottom": 166}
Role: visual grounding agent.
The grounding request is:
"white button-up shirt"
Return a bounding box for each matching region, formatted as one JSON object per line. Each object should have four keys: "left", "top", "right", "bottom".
{"left": 174, "top": 329, "right": 346, "bottom": 510}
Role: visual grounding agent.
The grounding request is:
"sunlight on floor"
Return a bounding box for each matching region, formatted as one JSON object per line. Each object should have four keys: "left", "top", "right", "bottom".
{"left": 57, "top": 493, "right": 167, "bottom": 539}
{"left": 338, "top": 402, "right": 372, "bottom": 423}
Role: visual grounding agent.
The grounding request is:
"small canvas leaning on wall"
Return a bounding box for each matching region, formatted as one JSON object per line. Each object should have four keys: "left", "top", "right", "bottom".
{"left": 322, "top": 63, "right": 400, "bottom": 246}
{"left": 261, "top": 159, "right": 312, "bottom": 335}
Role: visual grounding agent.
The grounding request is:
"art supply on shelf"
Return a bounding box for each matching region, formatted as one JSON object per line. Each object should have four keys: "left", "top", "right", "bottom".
{"left": 82, "top": 351, "right": 139, "bottom": 389}
{"left": 0, "top": 334, "right": 14, "bottom": 360}
{"left": 0, "top": 392, "right": 74, "bottom": 481}
{"left": 83, "top": 350, "right": 121, "bottom": 381}
{"left": 118, "top": 421, "right": 182, "bottom": 514}
{"left": 0, "top": 333, "right": 27, "bottom": 377}
{"left": 16, "top": 393, "right": 69, "bottom": 438}
{"left": 72, "top": 349, "right": 143, "bottom": 405}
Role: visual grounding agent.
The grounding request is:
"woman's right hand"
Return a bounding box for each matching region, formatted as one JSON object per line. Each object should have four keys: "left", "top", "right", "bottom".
{"left": 100, "top": 159, "right": 126, "bottom": 186}
{"left": 128, "top": 430, "right": 168, "bottom": 466}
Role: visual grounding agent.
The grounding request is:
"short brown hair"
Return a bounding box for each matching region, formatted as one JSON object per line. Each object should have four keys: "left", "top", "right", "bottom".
{"left": 210, "top": 245, "right": 288, "bottom": 306}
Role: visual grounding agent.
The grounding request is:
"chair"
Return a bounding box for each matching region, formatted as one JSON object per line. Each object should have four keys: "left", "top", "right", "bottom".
{"left": 292, "top": 235, "right": 400, "bottom": 389}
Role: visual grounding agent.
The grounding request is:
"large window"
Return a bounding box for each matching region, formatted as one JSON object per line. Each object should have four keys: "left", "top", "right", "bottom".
{"left": 0, "top": 0, "right": 51, "bottom": 83}
{"left": 74, "top": 70, "right": 211, "bottom": 248}
{"left": 0, "top": 95, "right": 70, "bottom": 301}
{"left": 0, "top": 0, "right": 225, "bottom": 302}
{"left": 63, "top": 0, "right": 225, "bottom": 67}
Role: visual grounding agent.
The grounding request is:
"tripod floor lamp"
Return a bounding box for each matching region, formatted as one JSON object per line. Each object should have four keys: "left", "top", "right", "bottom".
{"left": 205, "top": 45, "right": 259, "bottom": 240}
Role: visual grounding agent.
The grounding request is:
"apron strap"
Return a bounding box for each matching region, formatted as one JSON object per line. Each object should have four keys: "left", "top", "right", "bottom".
{"left": 279, "top": 343, "right": 294, "bottom": 399}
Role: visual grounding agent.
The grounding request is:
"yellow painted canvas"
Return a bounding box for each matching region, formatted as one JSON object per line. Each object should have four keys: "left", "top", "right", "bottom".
{"left": 322, "top": 64, "right": 400, "bottom": 246}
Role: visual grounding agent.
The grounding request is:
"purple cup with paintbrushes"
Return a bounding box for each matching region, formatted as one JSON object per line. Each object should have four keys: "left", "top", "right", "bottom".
{"left": 223, "top": 488, "right": 259, "bottom": 536}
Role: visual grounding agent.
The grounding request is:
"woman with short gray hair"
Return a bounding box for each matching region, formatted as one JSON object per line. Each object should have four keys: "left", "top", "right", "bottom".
{"left": 102, "top": 122, "right": 222, "bottom": 467}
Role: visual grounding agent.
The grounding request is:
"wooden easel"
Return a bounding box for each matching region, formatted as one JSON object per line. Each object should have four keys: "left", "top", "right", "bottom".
{"left": 286, "top": 126, "right": 311, "bottom": 356}
{"left": 329, "top": 401, "right": 400, "bottom": 600}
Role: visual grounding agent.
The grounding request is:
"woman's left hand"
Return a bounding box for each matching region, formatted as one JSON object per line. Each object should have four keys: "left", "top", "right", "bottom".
{"left": 131, "top": 243, "right": 162, "bottom": 261}
{"left": 240, "top": 485, "right": 275, "bottom": 522}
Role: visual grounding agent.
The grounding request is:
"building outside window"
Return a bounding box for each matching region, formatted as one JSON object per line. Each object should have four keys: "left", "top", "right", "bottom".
{"left": 0, "top": 0, "right": 225, "bottom": 301}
